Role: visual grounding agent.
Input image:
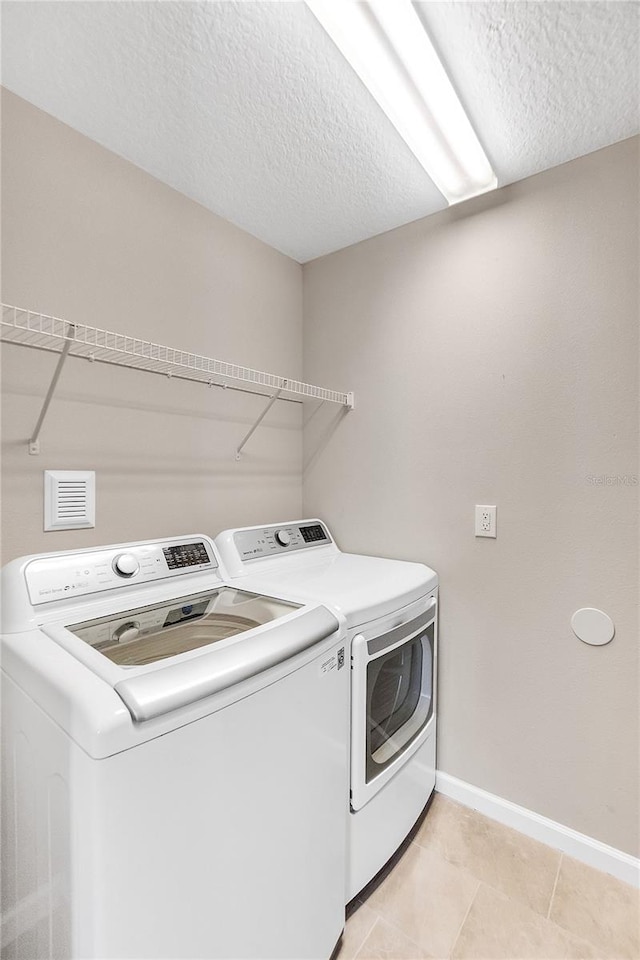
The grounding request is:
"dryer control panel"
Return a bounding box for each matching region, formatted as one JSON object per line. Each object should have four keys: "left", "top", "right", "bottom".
{"left": 25, "top": 537, "right": 217, "bottom": 606}
{"left": 234, "top": 522, "right": 331, "bottom": 561}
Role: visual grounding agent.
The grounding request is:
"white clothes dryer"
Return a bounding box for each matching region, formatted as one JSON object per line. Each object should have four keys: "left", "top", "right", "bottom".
{"left": 215, "top": 520, "right": 438, "bottom": 901}
{"left": 1, "top": 534, "right": 348, "bottom": 960}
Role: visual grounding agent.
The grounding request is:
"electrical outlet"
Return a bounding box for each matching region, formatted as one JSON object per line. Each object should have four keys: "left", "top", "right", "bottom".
{"left": 475, "top": 505, "right": 497, "bottom": 538}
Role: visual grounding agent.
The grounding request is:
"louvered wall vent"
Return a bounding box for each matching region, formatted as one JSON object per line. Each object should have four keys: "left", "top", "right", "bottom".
{"left": 44, "top": 470, "right": 95, "bottom": 531}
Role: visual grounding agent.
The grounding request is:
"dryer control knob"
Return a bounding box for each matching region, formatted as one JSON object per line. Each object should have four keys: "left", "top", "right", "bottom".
{"left": 275, "top": 529, "right": 291, "bottom": 547}
{"left": 113, "top": 553, "right": 140, "bottom": 577}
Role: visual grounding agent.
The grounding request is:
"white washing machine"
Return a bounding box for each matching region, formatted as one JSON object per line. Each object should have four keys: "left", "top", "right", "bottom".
{"left": 215, "top": 520, "right": 438, "bottom": 901}
{"left": 1, "top": 534, "right": 349, "bottom": 960}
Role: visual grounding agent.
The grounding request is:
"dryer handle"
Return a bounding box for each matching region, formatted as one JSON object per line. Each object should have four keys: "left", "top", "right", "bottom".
{"left": 350, "top": 632, "right": 368, "bottom": 788}
{"left": 366, "top": 598, "right": 436, "bottom": 660}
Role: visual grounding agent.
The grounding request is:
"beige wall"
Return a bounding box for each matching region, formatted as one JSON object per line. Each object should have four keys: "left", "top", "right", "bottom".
{"left": 1, "top": 90, "right": 303, "bottom": 563}
{"left": 2, "top": 89, "right": 638, "bottom": 857}
{"left": 303, "top": 138, "right": 639, "bottom": 856}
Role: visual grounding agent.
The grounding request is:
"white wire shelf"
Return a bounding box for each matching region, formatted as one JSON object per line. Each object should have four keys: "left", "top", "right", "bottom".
{"left": 1, "top": 303, "right": 354, "bottom": 457}
{"left": 1, "top": 304, "right": 352, "bottom": 404}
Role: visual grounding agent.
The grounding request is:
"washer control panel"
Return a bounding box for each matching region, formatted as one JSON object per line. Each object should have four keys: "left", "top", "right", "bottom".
{"left": 25, "top": 537, "right": 217, "bottom": 606}
{"left": 233, "top": 522, "right": 331, "bottom": 561}
{"left": 163, "top": 542, "right": 211, "bottom": 571}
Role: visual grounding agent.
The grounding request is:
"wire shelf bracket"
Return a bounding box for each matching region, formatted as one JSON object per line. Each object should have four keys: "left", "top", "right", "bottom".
{"left": 235, "top": 389, "right": 283, "bottom": 461}
{"left": 27, "top": 322, "right": 76, "bottom": 455}
{"left": 1, "top": 303, "right": 354, "bottom": 457}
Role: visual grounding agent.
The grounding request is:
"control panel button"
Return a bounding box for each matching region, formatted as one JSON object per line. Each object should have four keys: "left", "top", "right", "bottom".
{"left": 275, "top": 530, "right": 292, "bottom": 547}
{"left": 162, "top": 542, "right": 211, "bottom": 570}
{"left": 299, "top": 523, "right": 327, "bottom": 543}
{"left": 113, "top": 553, "right": 140, "bottom": 578}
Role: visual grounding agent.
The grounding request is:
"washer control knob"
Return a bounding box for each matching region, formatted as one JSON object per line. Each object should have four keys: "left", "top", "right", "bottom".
{"left": 275, "top": 529, "right": 291, "bottom": 547}
{"left": 114, "top": 621, "right": 140, "bottom": 644}
{"left": 113, "top": 553, "right": 140, "bottom": 578}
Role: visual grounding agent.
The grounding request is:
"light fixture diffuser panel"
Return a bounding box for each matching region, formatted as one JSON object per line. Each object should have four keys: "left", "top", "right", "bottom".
{"left": 305, "top": 0, "right": 497, "bottom": 204}
{"left": 44, "top": 470, "right": 95, "bottom": 531}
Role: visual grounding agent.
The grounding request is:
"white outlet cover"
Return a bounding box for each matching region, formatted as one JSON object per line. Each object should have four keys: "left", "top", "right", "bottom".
{"left": 475, "top": 505, "right": 497, "bottom": 538}
{"left": 571, "top": 608, "right": 615, "bottom": 646}
{"left": 44, "top": 470, "right": 95, "bottom": 531}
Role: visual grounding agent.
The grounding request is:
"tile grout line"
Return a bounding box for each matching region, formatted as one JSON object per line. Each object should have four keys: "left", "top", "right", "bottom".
{"left": 546, "top": 853, "right": 563, "bottom": 920}
{"left": 349, "top": 909, "right": 379, "bottom": 959}
{"left": 447, "top": 879, "right": 482, "bottom": 959}
{"left": 363, "top": 914, "right": 432, "bottom": 959}
{"left": 354, "top": 890, "right": 421, "bottom": 954}
{"left": 541, "top": 859, "right": 625, "bottom": 958}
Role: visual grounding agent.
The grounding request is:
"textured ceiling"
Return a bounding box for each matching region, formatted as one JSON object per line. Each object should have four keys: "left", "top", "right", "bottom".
{"left": 2, "top": 1, "right": 639, "bottom": 262}
{"left": 416, "top": 1, "right": 640, "bottom": 187}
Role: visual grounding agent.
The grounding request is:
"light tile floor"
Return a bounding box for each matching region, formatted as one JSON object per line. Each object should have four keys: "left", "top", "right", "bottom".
{"left": 337, "top": 794, "right": 640, "bottom": 960}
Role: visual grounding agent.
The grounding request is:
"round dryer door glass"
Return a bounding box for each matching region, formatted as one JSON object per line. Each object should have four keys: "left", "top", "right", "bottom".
{"left": 365, "top": 623, "right": 434, "bottom": 782}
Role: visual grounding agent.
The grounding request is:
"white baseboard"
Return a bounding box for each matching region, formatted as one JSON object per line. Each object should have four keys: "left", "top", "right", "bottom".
{"left": 435, "top": 771, "right": 640, "bottom": 889}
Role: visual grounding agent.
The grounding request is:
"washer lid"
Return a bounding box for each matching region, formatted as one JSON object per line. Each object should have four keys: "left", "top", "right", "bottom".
{"left": 114, "top": 603, "right": 339, "bottom": 722}
{"left": 67, "top": 586, "right": 299, "bottom": 667}
{"left": 235, "top": 554, "right": 438, "bottom": 627}
{"left": 45, "top": 587, "right": 340, "bottom": 722}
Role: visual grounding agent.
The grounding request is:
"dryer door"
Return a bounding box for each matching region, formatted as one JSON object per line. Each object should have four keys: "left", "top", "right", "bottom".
{"left": 351, "top": 597, "right": 436, "bottom": 811}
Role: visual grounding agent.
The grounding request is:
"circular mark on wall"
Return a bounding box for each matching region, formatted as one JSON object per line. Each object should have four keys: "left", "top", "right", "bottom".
{"left": 571, "top": 608, "right": 615, "bottom": 646}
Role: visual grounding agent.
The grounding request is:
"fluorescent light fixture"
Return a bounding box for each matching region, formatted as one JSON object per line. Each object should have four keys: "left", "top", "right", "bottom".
{"left": 305, "top": 0, "right": 497, "bottom": 204}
